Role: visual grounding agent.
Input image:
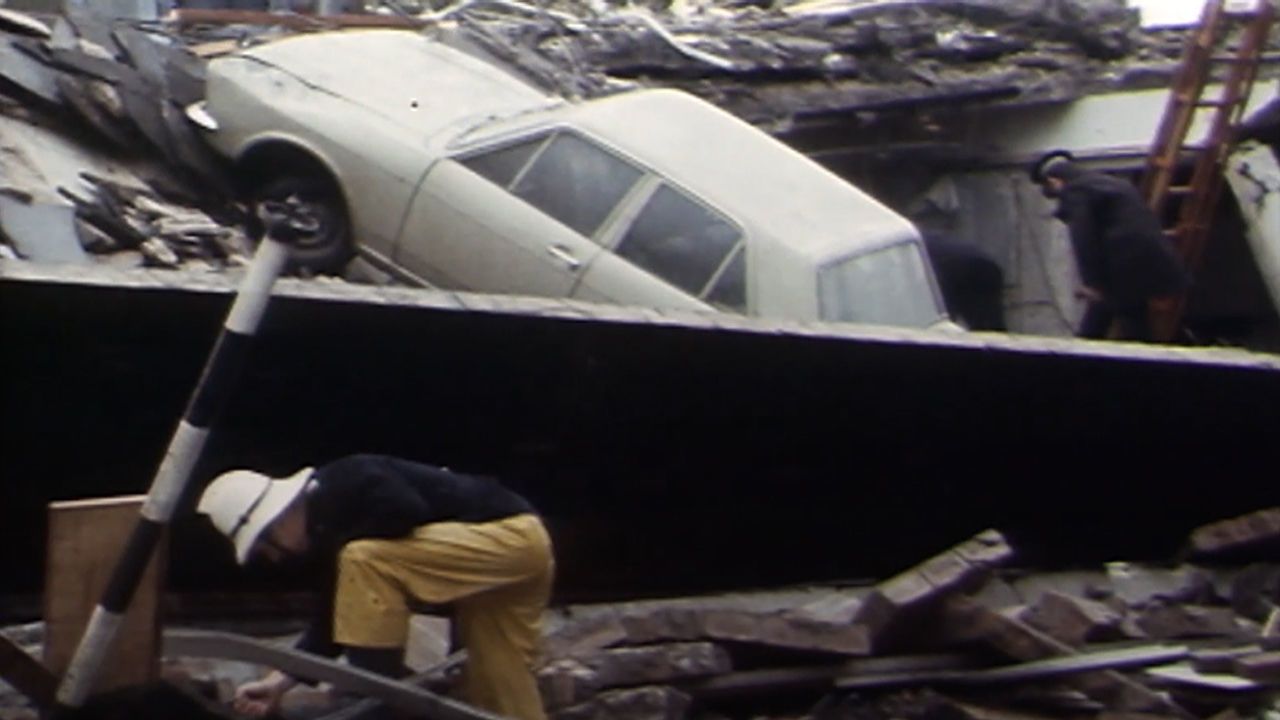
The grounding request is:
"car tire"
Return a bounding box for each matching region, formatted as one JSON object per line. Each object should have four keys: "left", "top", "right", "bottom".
{"left": 252, "top": 176, "right": 353, "bottom": 276}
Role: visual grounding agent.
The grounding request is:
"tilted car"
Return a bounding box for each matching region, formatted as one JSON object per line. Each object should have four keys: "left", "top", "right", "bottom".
{"left": 190, "top": 29, "right": 949, "bottom": 329}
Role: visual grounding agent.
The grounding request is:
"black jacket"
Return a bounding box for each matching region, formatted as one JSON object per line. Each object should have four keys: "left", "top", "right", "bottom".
{"left": 296, "top": 454, "right": 535, "bottom": 656}
{"left": 1055, "top": 172, "right": 1189, "bottom": 304}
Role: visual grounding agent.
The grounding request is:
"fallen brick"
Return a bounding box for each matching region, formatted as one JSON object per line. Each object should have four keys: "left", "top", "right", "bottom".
{"left": 1106, "top": 563, "right": 1213, "bottom": 608}
{"left": 1134, "top": 604, "right": 1241, "bottom": 640}
{"left": 941, "top": 597, "right": 1184, "bottom": 714}
{"left": 1232, "top": 651, "right": 1280, "bottom": 683}
{"left": 551, "top": 685, "right": 691, "bottom": 720}
{"left": 586, "top": 643, "right": 731, "bottom": 688}
{"left": 700, "top": 610, "right": 871, "bottom": 655}
{"left": 1018, "top": 590, "right": 1127, "bottom": 647}
{"left": 846, "top": 530, "right": 1014, "bottom": 647}
{"left": 543, "top": 613, "right": 628, "bottom": 660}
{"left": 1188, "top": 508, "right": 1280, "bottom": 558}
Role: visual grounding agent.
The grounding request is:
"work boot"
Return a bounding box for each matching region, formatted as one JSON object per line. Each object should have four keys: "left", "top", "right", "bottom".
{"left": 345, "top": 646, "right": 411, "bottom": 679}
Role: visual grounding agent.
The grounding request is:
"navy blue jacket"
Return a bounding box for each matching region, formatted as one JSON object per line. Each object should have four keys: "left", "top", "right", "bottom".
{"left": 296, "top": 454, "right": 535, "bottom": 656}
{"left": 1055, "top": 172, "right": 1189, "bottom": 305}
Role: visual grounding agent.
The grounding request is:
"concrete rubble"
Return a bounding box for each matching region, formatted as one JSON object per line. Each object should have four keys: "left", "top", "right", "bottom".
{"left": 2, "top": 507, "right": 1279, "bottom": 720}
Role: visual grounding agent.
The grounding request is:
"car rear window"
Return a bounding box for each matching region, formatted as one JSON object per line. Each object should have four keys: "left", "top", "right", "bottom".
{"left": 818, "top": 242, "right": 943, "bottom": 327}
{"left": 615, "top": 184, "right": 745, "bottom": 308}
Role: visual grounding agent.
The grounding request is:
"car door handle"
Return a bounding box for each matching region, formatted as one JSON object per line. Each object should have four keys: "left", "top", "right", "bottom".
{"left": 546, "top": 245, "right": 582, "bottom": 270}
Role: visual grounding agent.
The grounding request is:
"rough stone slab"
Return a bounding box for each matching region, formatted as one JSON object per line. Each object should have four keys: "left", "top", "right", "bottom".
{"left": 538, "top": 659, "right": 599, "bottom": 709}
{"left": 1231, "top": 651, "right": 1280, "bottom": 682}
{"left": 700, "top": 609, "right": 871, "bottom": 655}
{"left": 844, "top": 529, "right": 1014, "bottom": 645}
{"left": 613, "top": 606, "right": 870, "bottom": 656}
{"left": 552, "top": 685, "right": 690, "bottom": 720}
{"left": 1134, "top": 604, "right": 1241, "bottom": 640}
{"left": 1106, "top": 563, "right": 1214, "bottom": 608}
{"left": 1188, "top": 508, "right": 1280, "bottom": 557}
{"left": 586, "top": 642, "right": 731, "bottom": 688}
{"left": 1018, "top": 590, "right": 1127, "bottom": 647}
{"left": 942, "top": 598, "right": 1182, "bottom": 713}
{"left": 543, "top": 613, "right": 629, "bottom": 660}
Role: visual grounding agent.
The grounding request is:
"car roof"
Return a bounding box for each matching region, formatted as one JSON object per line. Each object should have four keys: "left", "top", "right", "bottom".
{"left": 560, "top": 89, "right": 920, "bottom": 262}
{"left": 229, "top": 29, "right": 559, "bottom": 138}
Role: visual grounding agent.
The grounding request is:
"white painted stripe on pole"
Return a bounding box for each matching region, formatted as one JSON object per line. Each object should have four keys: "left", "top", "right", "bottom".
{"left": 55, "top": 606, "right": 124, "bottom": 706}
{"left": 141, "top": 421, "right": 209, "bottom": 522}
{"left": 225, "top": 239, "right": 290, "bottom": 334}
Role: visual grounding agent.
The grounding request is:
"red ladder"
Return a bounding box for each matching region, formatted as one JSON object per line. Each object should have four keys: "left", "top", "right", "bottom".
{"left": 1139, "top": 0, "right": 1275, "bottom": 342}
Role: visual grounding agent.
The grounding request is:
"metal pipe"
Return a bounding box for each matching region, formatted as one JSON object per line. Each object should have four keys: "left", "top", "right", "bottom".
{"left": 52, "top": 201, "right": 314, "bottom": 711}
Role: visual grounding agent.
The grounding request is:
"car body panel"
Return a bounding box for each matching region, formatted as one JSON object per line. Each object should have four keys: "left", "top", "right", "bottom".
{"left": 199, "top": 29, "right": 948, "bottom": 328}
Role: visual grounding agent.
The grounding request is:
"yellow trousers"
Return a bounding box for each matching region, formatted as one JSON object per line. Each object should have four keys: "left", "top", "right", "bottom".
{"left": 333, "top": 514, "right": 553, "bottom": 720}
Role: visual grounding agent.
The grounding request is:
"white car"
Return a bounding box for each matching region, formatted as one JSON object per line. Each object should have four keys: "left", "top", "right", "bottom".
{"left": 192, "top": 29, "right": 948, "bottom": 329}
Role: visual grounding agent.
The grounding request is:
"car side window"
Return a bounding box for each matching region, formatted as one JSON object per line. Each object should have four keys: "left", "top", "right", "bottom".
{"left": 462, "top": 132, "right": 642, "bottom": 238}
{"left": 615, "top": 184, "right": 745, "bottom": 309}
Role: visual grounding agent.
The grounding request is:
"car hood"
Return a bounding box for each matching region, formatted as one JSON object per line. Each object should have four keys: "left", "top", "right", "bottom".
{"left": 225, "top": 29, "right": 561, "bottom": 139}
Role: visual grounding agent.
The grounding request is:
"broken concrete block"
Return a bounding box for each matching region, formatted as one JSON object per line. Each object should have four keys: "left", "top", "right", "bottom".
{"left": 552, "top": 686, "right": 691, "bottom": 720}
{"left": 1232, "top": 651, "right": 1280, "bottom": 683}
{"left": 941, "top": 597, "right": 1180, "bottom": 713}
{"left": 1134, "top": 604, "right": 1242, "bottom": 640}
{"left": 1009, "top": 570, "right": 1114, "bottom": 605}
{"left": 1189, "top": 508, "right": 1280, "bottom": 558}
{"left": 1106, "top": 563, "right": 1213, "bottom": 608}
{"left": 1018, "top": 590, "right": 1127, "bottom": 647}
{"left": 1228, "top": 564, "right": 1280, "bottom": 622}
{"left": 699, "top": 609, "right": 871, "bottom": 656}
{"left": 538, "top": 658, "right": 600, "bottom": 709}
{"left": 617, "top": 607, "right": 702, "bottom": 645}
{"left": 845, "top": 530, "right": 1014, "bottom": 646}
{"left": 585, "top": 642, "right": 730, "bottom": 688}
{"left": 543, "top": 613, "right": 628, "bottom": 661}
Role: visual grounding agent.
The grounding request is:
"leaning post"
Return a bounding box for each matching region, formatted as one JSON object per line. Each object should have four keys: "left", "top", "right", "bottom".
{"left": 53, "top": 199, "right": 317, "bottom": 711}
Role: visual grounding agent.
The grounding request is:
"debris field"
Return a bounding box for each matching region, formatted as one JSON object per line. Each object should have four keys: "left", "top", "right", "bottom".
{"left": 2, "top": 507, "right": 1279, "bottom": 720}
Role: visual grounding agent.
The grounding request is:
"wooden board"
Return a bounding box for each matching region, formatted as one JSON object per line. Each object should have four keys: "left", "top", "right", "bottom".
{"left": 43, "top": 495, "right": 164, "bottom": 694}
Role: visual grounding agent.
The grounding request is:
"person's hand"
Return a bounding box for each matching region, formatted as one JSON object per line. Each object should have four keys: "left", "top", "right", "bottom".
{"left": 1075, "top": 286, "right": 1104, "bottom": 303}
{"left": 233, "top": 672, "right": 296, "bottom": 717}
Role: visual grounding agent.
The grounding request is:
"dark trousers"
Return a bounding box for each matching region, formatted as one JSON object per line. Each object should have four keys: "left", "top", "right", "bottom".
{"left": 1078, "top": 300, "right": 1151, "bottom": 342}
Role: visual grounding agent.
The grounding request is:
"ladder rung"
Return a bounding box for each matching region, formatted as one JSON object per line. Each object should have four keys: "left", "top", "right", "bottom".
{"left": 1167, "top": 186, "right": 1197, "bottom": 196}
{"left": 1195, "top": 98, "right": 1238, "bottom": 108}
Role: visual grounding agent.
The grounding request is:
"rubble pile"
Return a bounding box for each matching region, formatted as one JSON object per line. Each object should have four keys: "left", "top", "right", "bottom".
{"left": 2, "top": 508, "right": 1279, "bottom": 720}
{"left": 533, "top": 509, "right": 1280, "bottom": 720}
{"left": 0, "top": 6, "right": 250, "bottom": 272}
{"left": 1, "top": 1, "right": 1277, "bottom": 272}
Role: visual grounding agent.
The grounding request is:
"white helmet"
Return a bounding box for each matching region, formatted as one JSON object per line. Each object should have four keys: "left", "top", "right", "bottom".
{"left": 197, "top": 467, "right": 313, "bottom": 564}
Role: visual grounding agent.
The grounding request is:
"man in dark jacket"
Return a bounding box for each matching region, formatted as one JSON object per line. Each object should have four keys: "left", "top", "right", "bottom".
{"left": 1032, "top": 151, "right": 1189, "bottom": 341}
{"left": 921, "top": 233, "right": 1007, "bottom": 332}
{"left": 198, "top": 454, "right": 553, "bottom": 720}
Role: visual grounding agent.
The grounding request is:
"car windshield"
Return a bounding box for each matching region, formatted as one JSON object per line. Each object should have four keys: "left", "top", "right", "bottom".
{"left": 817, "top": 242, "right": 944, "bottom": 327}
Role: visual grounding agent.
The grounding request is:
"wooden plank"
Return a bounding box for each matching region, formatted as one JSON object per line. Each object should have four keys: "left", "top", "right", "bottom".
{"left": 43, "top": 495, "right": 164, "bottom": 695}
{"left": 836, "top": 644, "right": 1190, "bottom": 689}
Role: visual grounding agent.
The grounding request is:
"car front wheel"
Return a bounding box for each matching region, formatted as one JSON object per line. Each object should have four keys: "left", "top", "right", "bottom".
{"left": 252, "top": 176, "right": 353, "bottom": 276}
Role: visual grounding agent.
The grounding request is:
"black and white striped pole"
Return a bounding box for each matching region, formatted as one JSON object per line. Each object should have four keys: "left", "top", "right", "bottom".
{"left": 54, "top": 199, "right": 318, "bottom": 711}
